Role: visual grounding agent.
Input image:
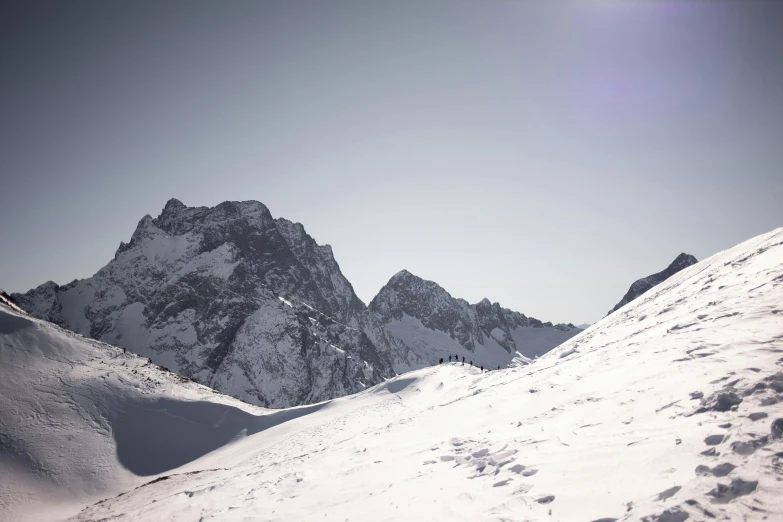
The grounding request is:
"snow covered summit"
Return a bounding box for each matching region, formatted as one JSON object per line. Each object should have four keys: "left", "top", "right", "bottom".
{"left": 12, "top": 199, "right": 395, "bottom": 408}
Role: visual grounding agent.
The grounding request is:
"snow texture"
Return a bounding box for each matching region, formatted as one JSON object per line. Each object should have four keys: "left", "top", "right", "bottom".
{"left": 0, "top": 302, "right": 274, "bottom": 521}
{"left": 2, "top": 226, "right": 782, "bottom": 521}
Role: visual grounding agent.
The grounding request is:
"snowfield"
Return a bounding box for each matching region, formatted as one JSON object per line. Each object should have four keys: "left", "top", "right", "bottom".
{"left": 2, "top": 227, "right": 783, "bottom": 521}
{"left": 0, "top": 305, "right": 273, "bottom": 521}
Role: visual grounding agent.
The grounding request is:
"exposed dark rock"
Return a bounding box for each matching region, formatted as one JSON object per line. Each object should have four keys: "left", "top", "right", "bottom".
{"left": 607, "top": 253, "right": 698, "bottom": 316}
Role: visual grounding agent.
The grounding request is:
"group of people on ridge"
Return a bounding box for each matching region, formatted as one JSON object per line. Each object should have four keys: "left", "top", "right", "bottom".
{"left": 438, "top": 355, "right": 499, "bottom": 373}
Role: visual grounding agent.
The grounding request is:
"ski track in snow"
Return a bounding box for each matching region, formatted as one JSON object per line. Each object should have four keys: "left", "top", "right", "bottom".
{"left": 1, "top": 227, "right": 782, "bottom": 521}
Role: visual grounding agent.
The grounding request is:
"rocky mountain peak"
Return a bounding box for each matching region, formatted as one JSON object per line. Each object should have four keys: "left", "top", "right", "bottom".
{"left": 607, "top": 252, "right": 698, "bottom": 316}
{"left": 670, "top": 253, "right": 698, "bottom": 270}
{"left": 163, "top": 197, "right": 186, "bottom": 213}
{"left": 368, "top": 269, "right": 583, "bottom": 367}
{"left": 14, "top": 198, "right": 390, "bottom": 408}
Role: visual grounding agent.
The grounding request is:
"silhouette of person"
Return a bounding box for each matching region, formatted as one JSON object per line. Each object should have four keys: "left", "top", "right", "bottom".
{"left": 480, "top": 365, "right": 483, "bottom": 372}
{"left": 448, "top": 355, "right": 452, "bottom": 362}
{"left": 462, "top": 356, "right": 465, "bottom": 365}
{"left": 439, "top": 357, "right": 443, "bottom": 364}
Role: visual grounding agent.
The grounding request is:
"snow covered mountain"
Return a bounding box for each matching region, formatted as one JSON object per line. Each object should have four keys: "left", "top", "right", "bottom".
{"left": 607, "top": 252, "right": 698, "bottom": 316}
{"left": 370, "top": 269, "right": 582, "bottom": 370}
{"left": 12, "top": 199, "right": 395, "bottom": 408}
{"left": 12, "top": 199, "right": 581, "bottom": 408}
{"left": 3, "top": 226, "right": 781, "bottom": 522}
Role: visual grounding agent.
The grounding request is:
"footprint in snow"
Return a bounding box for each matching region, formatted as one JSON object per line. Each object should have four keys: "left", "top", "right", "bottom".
{"left": 707, "top": 478, "right": 758, "bottom": 503}
{"left": 657, "top": 486, "right": 681, "bottom": 501}
{"left": 703, "top": 434, "right": 725, "bottom": 446}
{"left": 731, "top": 435, "right": 768, "bottom": 455}
{"left": 640, "top": 507, "right": 689, "bottom": 522}
{"left": 695, "top": 463, "right": 735, "bottom": 477}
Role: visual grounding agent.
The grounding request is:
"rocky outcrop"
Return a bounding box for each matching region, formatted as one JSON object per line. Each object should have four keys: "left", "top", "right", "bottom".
{"left": 607, "top": 253, "right": 698, "bottom": 316}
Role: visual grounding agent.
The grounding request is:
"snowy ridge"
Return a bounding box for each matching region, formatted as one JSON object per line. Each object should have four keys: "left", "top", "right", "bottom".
{"left": 370, "top": 269, "right": 582, "bottom": 371}
{"left": 54, "top": 226, "right": 783, "bottom": 522}
{"left": 607, "top": 252, "right": 698, "bottom": 316}
{"left": 0, "top": 301, "right": 272, "bottom": 522}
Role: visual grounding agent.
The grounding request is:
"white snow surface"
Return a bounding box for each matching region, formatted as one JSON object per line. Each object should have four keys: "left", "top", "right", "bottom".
{"left": 3, "top": 227, "right": 783, "bottom": 521}
{"left": 0, "top": 305, "right": 271, "bottom": 522}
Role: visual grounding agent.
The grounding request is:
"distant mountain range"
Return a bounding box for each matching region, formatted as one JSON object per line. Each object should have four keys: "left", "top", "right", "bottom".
{"left": 12, "top": 199, "right": 582, "bottom": 408}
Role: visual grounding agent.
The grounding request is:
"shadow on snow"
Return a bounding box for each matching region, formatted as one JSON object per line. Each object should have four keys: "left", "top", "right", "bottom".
{"left": 112, "top": 398, "right": 327, "bottom": 476}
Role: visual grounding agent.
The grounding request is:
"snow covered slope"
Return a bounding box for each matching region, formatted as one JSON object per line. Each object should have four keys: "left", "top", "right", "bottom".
{"left": 608, "top": 253, "right": 698, "bottom": 316}
{"left": 0, "top": 301, "right": 290, "bottom": 522}
{"left": 12, "top": 199, "right": 395, "bottom": 408}
{"left": 370, "top": 270, "right": 582, "bottom": 371}
{"left": 56, "top": 229, "right": 783, "bottom": 520}
{"left": 0, "top": 288, "right": 25, "bottom": 315}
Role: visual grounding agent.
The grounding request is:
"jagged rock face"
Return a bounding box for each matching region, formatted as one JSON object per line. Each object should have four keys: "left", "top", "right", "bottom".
{"left": 14, "top": 199, "right": 393, "bottom": 408}
{"left": 370, "top": 270, "right": 478, "bottom": 350}
{"left": 607, "top": 253, "right": 698, "bottom": 316}
{"left": 369, "top": 270, "right": 582, "bottom": 369}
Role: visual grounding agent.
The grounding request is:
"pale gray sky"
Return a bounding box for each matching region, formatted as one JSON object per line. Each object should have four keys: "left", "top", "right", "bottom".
{"left": 1, "top": 1, "right": 782, "bottom": 324}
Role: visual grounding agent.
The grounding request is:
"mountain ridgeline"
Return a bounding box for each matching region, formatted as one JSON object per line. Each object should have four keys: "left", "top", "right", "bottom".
{"left": 13, "top": 199, "right": 582, "bottom": 407}
{"left": 370, "top": 269, "right": 580, "bottom": 365}
{"left": 607, "top": 253, "right": 698, "bottom": 316}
